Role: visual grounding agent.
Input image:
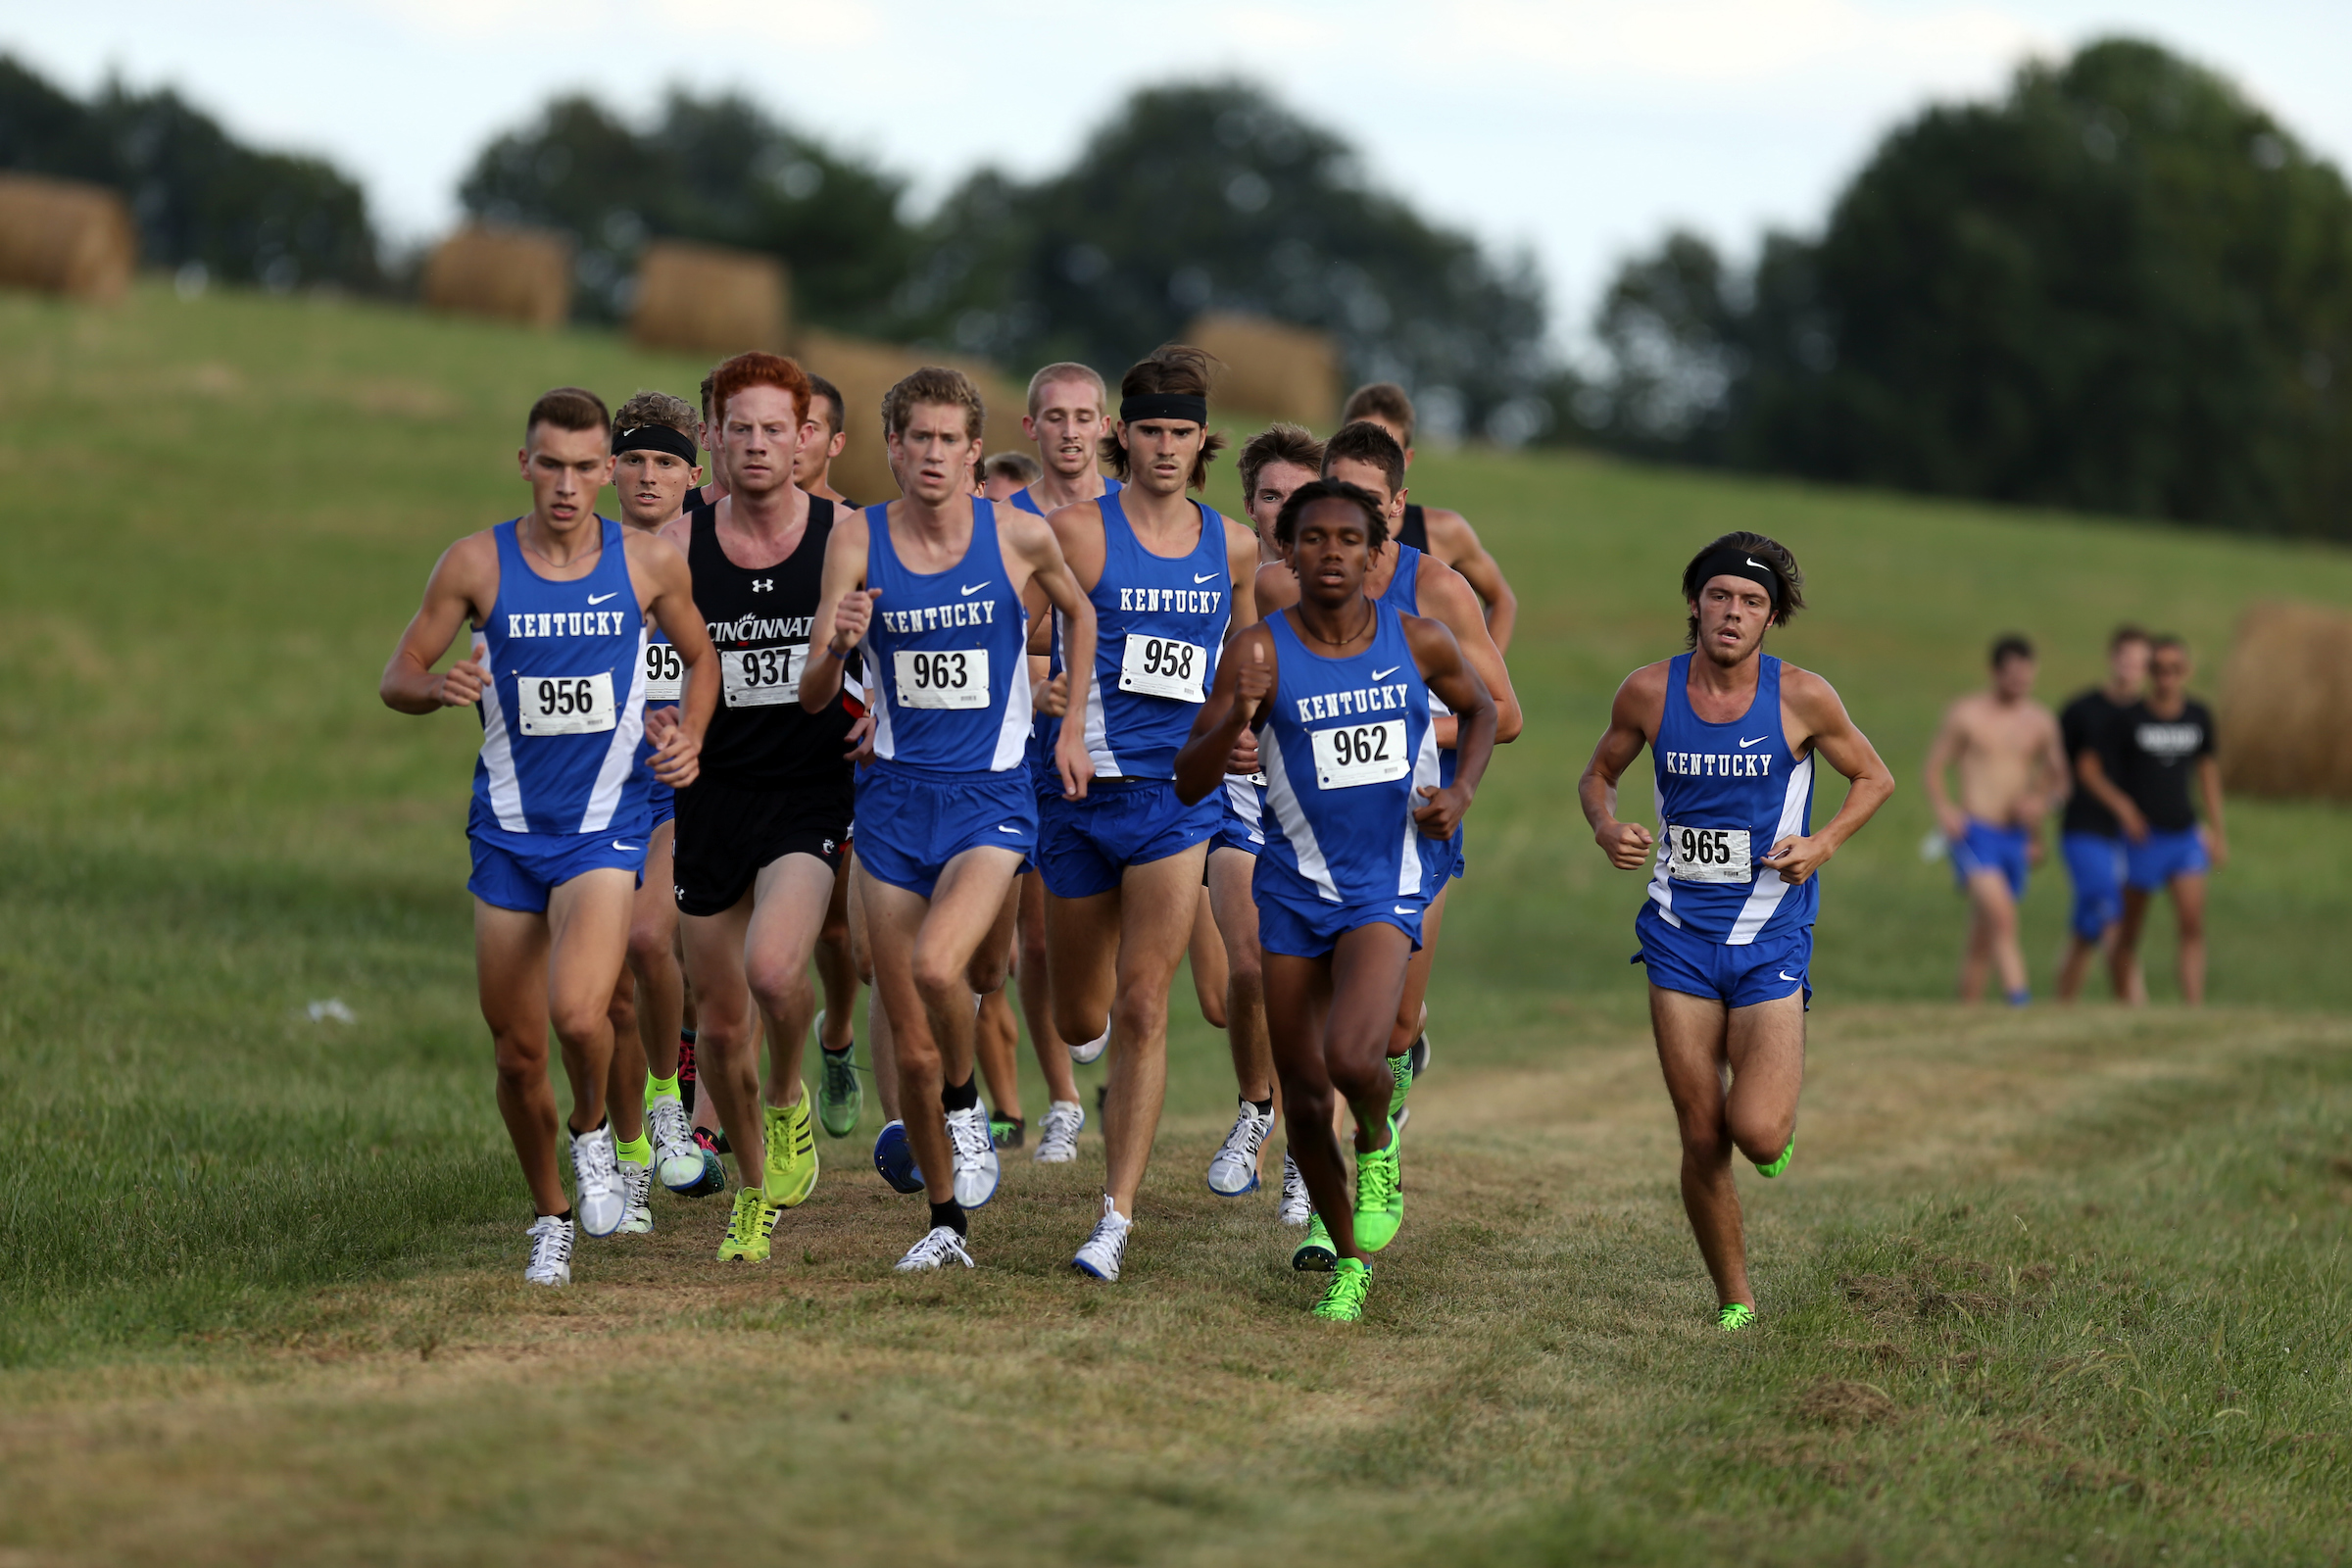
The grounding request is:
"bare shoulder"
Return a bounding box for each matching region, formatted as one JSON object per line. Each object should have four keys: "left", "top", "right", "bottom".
{"left": 1042, "top": 498, "right": 1102, "bottom": 542}
{"left": 1414, "top": 555, "right": 1481, "bottom": 621}
{"left": 656, "top": 514, "right": 694, "bottom": 554}
{"left": 1253, "top": 558, "right": 1298, "bottom": 609}
{"left": 1781, "top": 662, "right": 1855, "bottom": 721}
{"left": 437, "top": 527, "right": 501, "bottom": 584}
{"left": 1422, "top": 506, "right": 1478, "bottom": 546}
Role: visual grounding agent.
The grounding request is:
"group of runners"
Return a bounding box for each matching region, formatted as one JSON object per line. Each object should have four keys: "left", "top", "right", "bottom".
{"left": 1926, "top": 627, "right": 2227, "bottom": 1007}
{"left": 385, "top": 312, "right": 1990, "bottom": 1330}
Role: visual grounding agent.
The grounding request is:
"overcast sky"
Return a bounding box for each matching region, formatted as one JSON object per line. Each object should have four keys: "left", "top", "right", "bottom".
{"left": 9, "top": 1, "right": 2349, "bottom": 351}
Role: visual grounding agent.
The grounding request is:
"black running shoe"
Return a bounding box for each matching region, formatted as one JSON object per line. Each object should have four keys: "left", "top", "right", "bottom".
{"left": 990, "top": 1114, "right": 1025, "bottom": 1151}
{"left": 686, "top": 1126, "right": 727, "bottom": 1197}
{"left": 1407, "top": 1032, "right": 1431, "bottom": 1079}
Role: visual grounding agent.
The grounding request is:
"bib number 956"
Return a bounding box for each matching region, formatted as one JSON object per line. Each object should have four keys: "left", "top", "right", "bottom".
{"left": 894, "top": 648, "right": 990, "bottom": 710}
{"left": 1662, "top": 823, "right": 1752, "bottom": 883}
{"left": 1310, "top": 718, "right": 1409, "bottom": 789}
{"left": 517, "top": 672, "right": 616, "bottom": 735}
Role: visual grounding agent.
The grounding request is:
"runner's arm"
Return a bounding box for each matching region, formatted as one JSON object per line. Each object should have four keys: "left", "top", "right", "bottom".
{"left": 1174, "top": 624, "right": 1274, "bottom": 806}
{"left": 798, "top": 509, "right": 872, "bottom": 712}
{"left": 633, "top": 531, "right": 717, "bottom": 789}
{"left": 1011, "top": 508, "right": 1097, "bottom": 799}
{"left": 2197, "top": 755, "right": 2229, "bottom": 869}
{"left": 1764, "top": 668, "right": 1895, "bottom": 884}
{"left": 1577, "top": 663, "right": 1666, "bottom": 870}
{"left": 1921, "top": 701, "right": 1968, "bottom": 839}
{"left": 1418, "top": 561, "right": 1521, "bottom": 745}
{"left": 1424, "top": 508, "right": 1516, "bottom": 654}
{"left": 379, "top": 534, "right": 493, "bottom": 714}
{"left": 1225, "top": 517, "right": 1260, "bottom": 632}
{"left": 2074, "top": 750, "right": 2146, "bottom": 842}
{"left": 1403, "top": 614, "right": 1496, "bottom": 840}
{"left": 2035, "top": 709, "right": 2072, "bottom": 816}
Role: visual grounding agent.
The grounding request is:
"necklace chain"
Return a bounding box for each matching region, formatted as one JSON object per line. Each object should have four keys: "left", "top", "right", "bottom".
{"left": 1300, "top": 600, "right": 1374, "bottom": 649}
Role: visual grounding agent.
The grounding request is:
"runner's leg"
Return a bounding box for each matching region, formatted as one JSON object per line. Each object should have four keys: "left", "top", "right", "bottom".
{"left": 849, "top": 857, "right": 901, "bottom": 1121}
{"left": 680, "top": 894, "right": 765, "bottom": 1178}
{"left": 1960, "top": 871, "right": 2022, "bottom": 1003}
{"left": 1189, "top": 886, "right": 1229, "bottom": 1029}
{"left": 1206, "top": 849, "right": 1273, "bottom": 1103}
{"left": 2170, "top": 872, "right": 2208, "bottom": 1005}
{"left": 1015, "top": 869, "right": 1080, "bottom": 1103}
{"left": 814, "top": 857, "right": 859, "bottom": 1054}
{"left": 2111, "top": 887, "right": 2152, "bottom": 1005}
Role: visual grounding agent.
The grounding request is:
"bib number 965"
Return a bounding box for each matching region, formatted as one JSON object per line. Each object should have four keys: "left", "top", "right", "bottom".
{"left": 517, "top": 672, "right": 616, "bottom": 735}
{"left": 1310, "top": 719, "right": 1409, "bottom": 789}
{"left": 894, "top": 648, "right": 990, "bottom": 710}
{"left": 1118, "top": 634, "right": 1206, "bottom": 703}
{"left": 1662, "top": 823, "right": 1752, "bottom": 883}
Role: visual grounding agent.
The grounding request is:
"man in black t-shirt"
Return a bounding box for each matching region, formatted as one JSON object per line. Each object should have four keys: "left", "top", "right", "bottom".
{"left": 2055, "top": 626, "right": 2148, "bottom": 1002}
{"left": 2078, "top": 635, "right": 2228, "bottom": 1005}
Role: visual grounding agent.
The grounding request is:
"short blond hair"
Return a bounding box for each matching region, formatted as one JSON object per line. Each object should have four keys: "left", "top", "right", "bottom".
{"left": 1026, "top": 361, "right": 1106, "bottom": 417}
{"left": 882, "top": 366, "right": 986, "bottom": 442}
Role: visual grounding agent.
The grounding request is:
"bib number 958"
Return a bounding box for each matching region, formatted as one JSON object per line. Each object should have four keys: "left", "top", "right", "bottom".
{"left": 517, "top": 672, "right": 616, "bottom": 735}
{"left": 1662, "top": 823, "right": 1752, "bottom": 883}
{"left": 894, "top": 648, "right": 990, "bottom": 710}
{"left": 1310, "top": 718, "right": 1409, "bottom": 789}
{"left": 1118, "top": 634, "right": 1207, "bottom": 703}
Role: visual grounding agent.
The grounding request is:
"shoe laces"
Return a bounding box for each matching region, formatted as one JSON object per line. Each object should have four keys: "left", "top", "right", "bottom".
{"left": 725, "top": 1189, "right": 763, "bottom": 1246}
{"left": 1355, "top": 1140, "right": 1399, "bottom": 1210}
{"left": 823, "top": 1048, "right": 859, "bottom": 1094}
{"left": 905, "top": 1226, "right": 973, "bottom": 1268}
{"left": 647, "top": 1096, "right": 692, "bottom": 1148}
{"left": 1318, "top": 1263, "right": 1370, "bottom": 1315}
{"left": 946, "top": 1106, "right": 993, "bottom": 1166}
{"left": 573, "top": 1127, "right": 619, "bottom": 1190}
{"left": 526, "top": 1215, "right": 572, "bottom": 1271}
{"left": 1041, "top": 1102, "right": 1083, "bottom": 1141}
{"left": 1216, "top": 1102, "right": 1269, "bottom": 1162}
{"left": 621, "top": 1158, "right": 651, "bottom": 1207}
{"left": 1084, "top": 1198, "right": 1130, "bottom": 1256}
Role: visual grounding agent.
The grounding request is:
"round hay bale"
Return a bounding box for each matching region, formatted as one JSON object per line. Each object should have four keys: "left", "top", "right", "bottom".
{"left": 631, "top": 240, "right": 788, "bottom": 356}
{"left": 2218, "top": 601, "right": 2352, "bottom": 800}
{"left": 422, "top": 223, "right": 571, "bottom": 329}
{"left": 1184, "top": 311, "right": 1339, "bottom": 428}
{"left": 0, "top": 173, "right": 136, "bottom": 303}
{"left": 793, "top": 327, "right": 1025, "bottom": 506}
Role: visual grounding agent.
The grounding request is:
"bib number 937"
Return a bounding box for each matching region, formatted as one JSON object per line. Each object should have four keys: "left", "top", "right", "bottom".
{"left": 1662, "top": 823, "right": 1752, "bottom": 883}
{"left": 1310, "top": 718, "right": 1409, "bottom": 789}
{"left": 894, "top": 647, "right": 990, "bottom": 710}
{"left": 720, "top": 645, "right": 807, "bottom": 708}
{"left": 517, "top": 672, "right": 616, "bottom": 735}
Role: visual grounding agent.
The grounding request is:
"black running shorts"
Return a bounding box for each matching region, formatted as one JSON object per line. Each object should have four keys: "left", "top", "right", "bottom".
{"left": 672, "top": 774, "right": 854, "bottom": 915}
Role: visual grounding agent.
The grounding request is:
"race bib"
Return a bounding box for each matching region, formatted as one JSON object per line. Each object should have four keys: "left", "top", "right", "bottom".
{"left": 642, "top": 640, "right": 683, "bottom": 703}
{"left": 894, "top": 647, "right": 990, "bottom": 710}
{"left": 1310, "top": 719, "right": 1409, "bottom": 790}
{"left": 1662, "top": 823, "right": 1752, "bottom": 883}
{"left": 516, "top": 672, "right": 615, "bottom": 736}
{"left": 721, "top": 645, "right": 807, "bottom": 708}
{"left": 1118, "top": 633, "right": 1207, "bottom": 703}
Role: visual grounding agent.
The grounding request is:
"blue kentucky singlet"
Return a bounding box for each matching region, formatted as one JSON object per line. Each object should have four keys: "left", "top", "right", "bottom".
{"left": 863, "top": 499, "right": 1033, "bottom": 772}
{"left": 1644, "top": 652, "right": 1817, "bottom": 944}
{"left": 1069, "top": 489, "right": 1233, "bottom": 779}
{"left": 1016, "top": 478, "right": 1120, "bottom": 792}
{"left": 469, "top": 516, "right": 650, "bottom": 837}
{"left": 1257, "top": 606, "right": 1441, "bottom": 906}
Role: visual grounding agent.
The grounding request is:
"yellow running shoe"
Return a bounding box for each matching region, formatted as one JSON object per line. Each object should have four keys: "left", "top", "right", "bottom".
{"left": 763, "top": 1085, "right": 820, "bottom": 1208}
{"left": 717, "top": 1187, "right": 779, "bottom": 1262}
{"left": 1312, "top": 1257, "right": 1371, "bottom": 1322}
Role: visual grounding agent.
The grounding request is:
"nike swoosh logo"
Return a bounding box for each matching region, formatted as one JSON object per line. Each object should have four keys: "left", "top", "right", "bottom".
{"left": 1395, "top": 906, "right": 1416, "bottom": 915}
{"left": 1779, "top": 971, "right": 1796, "bottom": 982}
{"left": 960, "top": 582, "right": 990, "bottom": 596}
{"left": 1740, "top": 737, "right": 1768, "bottom": 748}
{"left": 996, "top": 824, "right": 1022, "bottom": 834}
{"left": 612, "top": 842, "right": 640, "bottom": 852}
{"left": 1371, "top": 666, "right": 1399, "bottom": 681}
{"left": 1745, "top": 558, "right": 1766, "bottom": 570}
{"left": 1194, "top": 571, "right": 1219, "bottom": 584}
{"left": 587, "top": 592, "right": 620, "bottom": 605}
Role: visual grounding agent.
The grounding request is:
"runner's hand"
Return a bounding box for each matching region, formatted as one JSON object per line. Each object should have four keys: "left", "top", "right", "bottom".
{"left": 1055, "top": 724, "right": 1094, "bottom": 802}
{"left": 436, "top": 658, "right": 488, "bottom": 708}
{"left": 830, "top": 588, "right": 879, "bottom": 653}
{"left": 1761, "top": 833, "right": 1830, "bottom": 884}
{"left": 1224, "top": 726, "right": 1260, "bottom": 775}
{"left": 2203, "top": 824, "right": 2229, "bottom": 871}
{"left": 1412, "top": 783, "right": 1471, "bottom": 840}
{"left": 1594, "top": 819, "right": 1653, "bottom": 871}
{"left": 649, "top": 719, "right": 700, "bottom": 789}
{"left": 843, "top": 709, "right": 876, "bottom": 765}
{"left": 1234, "top": 642, "right": 1273, "bottom": 703}
{"left": 1034, "top": 671, "right": 1068, "bottom": 717}
{"left": 2116, "top": 802, "right": 2150, "bottom": 844}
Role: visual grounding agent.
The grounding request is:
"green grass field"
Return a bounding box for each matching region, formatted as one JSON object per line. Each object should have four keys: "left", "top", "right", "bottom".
{"left": 3, "top": 285, "right": 2349, "bottom": 1565}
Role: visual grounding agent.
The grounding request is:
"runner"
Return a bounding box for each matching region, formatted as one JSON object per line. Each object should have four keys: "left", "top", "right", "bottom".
{"left": 378, "top": 386, "right": 715, "bottom": 1285}
{"left": 1008, "top": 362, "right": 1123, "bottom": 1159}
{"left": 686, "top": 368, "right": 728, "bottom": 521}
{"left": 601, "top": 392, "right": 710, "bottom": 1223}
{"left": 1923, "top": 635, "right": 2068, "bottom": 1005}
{"left": 1255, "top": 422, "right": 1523, "bottom": 1170}
{"left": 1037, "top": 344, "right": 1260, "bottom": 1281}
{"left": 1202, "top": 423, "right": 1323, "bottom": 1212}
{"left": 1175, "top": 477, "right": 1497, "bottom": 1322}
{"left": 2081, "top": 636, "right": 2227, "bottom": 1005}
{"left": 1339, "top": 381, "right": 1518, "bottom": 654}
{"left": 2056, "top": 626, "right": 2151, "bottom": 1002}
{"left": 797, "top": 372, "right": 853, "bottom": 506}
{"left": 657, "top": 352, "right": 857, "bottom": 1263}
{"left": 983, "top": 451, "right": 1042, "bottom": 501}
{"left": 1576, "top": 532, "right": 1893, "bottom": 1329}
{"left": 800, "top": 365, "right": 1098, "bottom": 1271}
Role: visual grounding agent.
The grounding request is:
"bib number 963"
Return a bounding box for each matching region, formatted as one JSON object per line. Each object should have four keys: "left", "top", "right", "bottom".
{"left": 1662, "top": 823, "right": 1752, "bottom": 883}
{"left": 1118, "top": 634, "right": 1207, "bottom": 703}
{"left": 643, "top": 640, "right": 683, "bottom": 703}
{"left": 517, "top": 672, "right": 616, "bottom": 735}
{"left": 1310, "top": 718, "right": 1409, "bottom": 789}
{"left": 894, "top": 648, "right": 990, "bottom": 710}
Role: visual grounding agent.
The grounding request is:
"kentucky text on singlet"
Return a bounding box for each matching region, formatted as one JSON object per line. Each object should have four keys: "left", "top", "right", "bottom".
{"left": 469, "top": 515, "right": 650, "bottom": 836}
{"left": 862, "top": 499, "right": 1034, "bottom": 772}
{"left": 1644, "top": 652, "right": 1817, "bottom": 945}
{"left": 688, "top": 498, "right": 854, "bottom": 791}
{"left": 1068, "top": 489, "right": 1232, "bottom": 779}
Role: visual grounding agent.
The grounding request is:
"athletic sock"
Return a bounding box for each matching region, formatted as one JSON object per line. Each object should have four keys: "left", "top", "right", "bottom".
{"left": 549, "top": 1208, "right": 574, "bottom": 1224}
{"left": 647, "top": 1070, "right": 681, "bottom": 1102}
{"left": 929, "top": 1199, "right": 968, "bottom": 1237}
{"left": 822, "top": 1042, "right": 852, "bottom": 1058}
{"left": 567, "top": 1114, "right": 609, "bottom": 1140}
{"left": 1250, "top": 1096, "right": 1274, "bottom": 1117}
{"left": 941, "top": 1074, "right": 981, "bottom": 1114}
{"left": 615, "top": 1131, "right": 653, "bottom": 1165}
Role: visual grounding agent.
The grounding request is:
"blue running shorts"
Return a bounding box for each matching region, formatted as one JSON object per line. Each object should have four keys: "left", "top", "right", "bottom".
{"left": 1635, "top": 903, "right": 1812, "bottom": 1009}
{"left": 1254, "top": 866, "right": 1426, "bottom": 959}
{"left": 1949, "top": 817, "right": 2031, "bottom": 900}
{"left": 1216, "top": 772, "right": 1268, "bottom": 859}
{"left": 2061, "top": 831, "right": 2127, "bottom": 939}
{"left": 854, "top": 762, "right": 1038, "bottom": 899}
{"left": 468, "top": 825, "right": 649, "bottom": 914}
{"left": 1037, "top": 777, "right": 1218, "bottom": 899}
{"left": 2126, "top": 826, "right": 2208, "bottom": 891}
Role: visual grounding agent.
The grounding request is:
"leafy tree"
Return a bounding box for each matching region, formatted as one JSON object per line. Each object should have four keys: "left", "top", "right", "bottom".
{"left": 0, "top": 54, "right": 380, "bottom": 291}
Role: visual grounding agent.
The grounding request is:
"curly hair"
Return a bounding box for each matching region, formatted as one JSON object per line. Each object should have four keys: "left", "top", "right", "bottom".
{"left": 1682, "top": 531, "right": 1804, "bottom": 649}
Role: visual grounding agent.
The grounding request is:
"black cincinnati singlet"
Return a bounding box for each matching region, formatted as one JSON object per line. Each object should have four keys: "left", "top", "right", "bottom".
{"left": 1397, "top": 503, "right": 1428, "bottom": 553}
{"left": 688, "top": 498, "right": 854, "bottom": 790}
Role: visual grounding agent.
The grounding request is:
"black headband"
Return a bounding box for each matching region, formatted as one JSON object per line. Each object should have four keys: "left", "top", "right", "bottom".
{"left": 1119, "top": 393, "right": 1207, "bottom": 425}
{"left": 1690, "top": 548, "right": 1781, "bottom": 609}
{"left": 613, "top": 423, "right": 700, "bottom": 465}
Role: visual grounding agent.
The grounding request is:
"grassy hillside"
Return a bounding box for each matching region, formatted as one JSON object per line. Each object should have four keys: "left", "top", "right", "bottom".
{"left": 3, "top": 286, "right": 2349, "bottom": 1565}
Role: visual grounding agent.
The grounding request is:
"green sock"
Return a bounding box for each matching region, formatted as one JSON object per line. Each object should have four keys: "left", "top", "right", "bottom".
{"left": 615, "top": 1131, "right": 653, "bottom": 1165}
{"left": 647, "top": 1071, "right": 681, "bottom": 1104}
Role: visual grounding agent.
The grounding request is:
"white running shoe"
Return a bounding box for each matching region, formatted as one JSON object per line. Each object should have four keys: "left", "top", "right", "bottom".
{"left": 894, "top": 1225, "right": 976, "bottom": 1272}
{"left": 570, "top": 1123, "right": 626, "bottom": 1238}
{"left": 648, "top": 1095, "right": 702, "bottom": 1193}
{"left": 1207, "top": 1100, "right": 1274, "bottom": 1197}
{"left": 945, "top": 1104, "right": 1002, "bottom": 1207}
{"left": 1071, "top": 1195, "right": 1133, "bottom": 1281}
{"left": 523, "top": 1213, "right": 573, "bottom": 1286}
{"left": 1069, "top": 1026, "right": 1109, "bottom": 1065}
{"left": 613, "top": 1152, "right": 654, "bottom": 1234}
{"left": 1034, "top": 1100, "right": 1086, "bottom": 1163}
{"left": 1277, "top": 1152, "right": 1312, "bottom": 1227}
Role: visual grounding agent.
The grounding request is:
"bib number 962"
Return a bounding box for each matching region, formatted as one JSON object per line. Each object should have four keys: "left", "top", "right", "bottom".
{"left": 1118, "top": 634, "right": 1207, "bottom": 703}
{"left": 517, "top": 672, "right": 616, "bottom": 735}
{"left": 1310, "top": 718, "right": 1409, "bottom": 789}
{"left": 1662, "top": 823, "right": 1752, "bottom": 883}
{"left": 894, "top": 648, "right": 990, "bottom": 710}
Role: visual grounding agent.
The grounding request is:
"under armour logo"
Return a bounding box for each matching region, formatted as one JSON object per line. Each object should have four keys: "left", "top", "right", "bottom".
{"left": 752, "top": 579, "right": 774, "bottom": 592}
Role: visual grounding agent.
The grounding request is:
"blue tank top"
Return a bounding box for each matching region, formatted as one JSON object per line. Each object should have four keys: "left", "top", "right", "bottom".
{"left": 1645, "top": 653, "right": 1817, "bottom": 944}
{"left": 631, "top": 620, "right": 681, "bottom": 792}
{"left": 469, "top": 516, "right": 650, "bottom": 837}
{"left": 1256, "top": 607, "right": 1440, "bottom": 906}
{"left": 1070, "top": 489, "right": 1233, "bottom": 780}
{"left": 1008, "top": 475, "right": 1120, "bottom": 517}
{"left": 1017, "top": 478, "right": 1120, "bottom": 784}
{"left": 864, "top": 500, "right": 1033, "bottom": 772}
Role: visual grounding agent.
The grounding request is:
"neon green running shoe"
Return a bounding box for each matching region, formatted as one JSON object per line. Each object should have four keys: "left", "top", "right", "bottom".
{"left": 717, "top": 1187, "right": 779, "bottom": 1262}
{"left": 1312, "top": 1256, "right": 1372, "bottom": 1322}
{"left": 1292, "top": 1212, "right": 1337, "bottom": 1272}
{"left": 1353, "top": 1120, "right": 1403, "bottom": 1252}
{"left": 1386, "top": 1052, "right": 1414, "bottom": 1120}
{"left": 763, "top": 1087, "right": 820, "bottom": 1207}
{"left": 1754, "top": 1134, "right": 1794, "bottom": 1179}
{"left": 1716, "top": 1301, "right": 1756, "bottom": 1331}
{"left": 817, "top": 1037, "right": 862, "bottom": 1139}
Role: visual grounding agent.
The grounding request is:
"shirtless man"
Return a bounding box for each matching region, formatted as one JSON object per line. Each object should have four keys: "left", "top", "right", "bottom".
{"left": 1339, "top": 382, "right": 1518, "bottom": 654}
{"left": 797, "top": 373, "right": 853, "bottom": 505}
{"left": 1923, "top": 635, "right": 2068, "bottom": 1005}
